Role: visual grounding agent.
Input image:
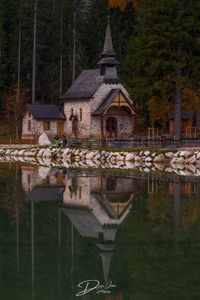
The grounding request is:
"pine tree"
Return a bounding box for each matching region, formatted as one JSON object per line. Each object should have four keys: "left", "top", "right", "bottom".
{"left": 122, "top": 0, "right": 200, "bottom": 125}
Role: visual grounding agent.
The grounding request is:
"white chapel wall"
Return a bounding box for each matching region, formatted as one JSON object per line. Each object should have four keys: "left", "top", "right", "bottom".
{"left": 64, "top": 100, "right": 91, "bottom": 138}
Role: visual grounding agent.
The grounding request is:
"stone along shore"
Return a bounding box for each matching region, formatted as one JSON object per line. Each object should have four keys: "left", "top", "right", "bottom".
{"left": 1, "top": 145, "right": 200, "bottom": 176}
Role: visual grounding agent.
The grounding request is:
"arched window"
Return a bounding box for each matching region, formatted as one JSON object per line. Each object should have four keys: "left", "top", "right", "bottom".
{"left": 80, "top": 108, "right": 82, "bottom": 121}
{"left": 28, "top": 120, "right": 31, "bottom": 131}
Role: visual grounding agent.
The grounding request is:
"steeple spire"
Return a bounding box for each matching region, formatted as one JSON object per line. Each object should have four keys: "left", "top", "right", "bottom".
{"left": 97, "top": 19, "right": 118, "bottom": 77}
{"left": 102, "top": 21, "right": 116, "bottom": 57}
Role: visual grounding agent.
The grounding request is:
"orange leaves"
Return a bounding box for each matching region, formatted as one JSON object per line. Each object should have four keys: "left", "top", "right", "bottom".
{"left": 109, "top": 0, "right": 138, "bottom": 10}
{"left": 182, "top": 86, "right": 200, "bottom": 111}
{"left": 3, "top": 82, "right": 27, "bottom": 138}
{"left": 3, "top": 82, "right": 27, "bottom": 117}
{"left": 148, "top": 96, "right": 173, "bottom": 126}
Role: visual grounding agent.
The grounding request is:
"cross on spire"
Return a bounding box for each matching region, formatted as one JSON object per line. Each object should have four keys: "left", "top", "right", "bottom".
{"left": 107, "top": 2, "right": 110, "bottom": 22}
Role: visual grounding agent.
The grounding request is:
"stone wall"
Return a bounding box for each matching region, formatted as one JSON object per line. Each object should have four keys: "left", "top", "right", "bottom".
{"left": 22, "top": 112, "right": 36, "bottom": 139}
{"left": 90, "top": 116, "right": 101, "bottom": 138}
{"left": 2, "top": 145, "right": 200, "bottom": 176}
{"left": 64, "top": 99, "right": 91, "bottom": 138}
{"left": 91, "top": 115, "right": 134, "bottom": 138}
{"left": 114, "top": 115, "right": 134, "bottom": 138}
{"left": 21, "top": 165, "right": 56, "bottom": 192}
{"left": 63, "top": 177, "right": 91, "bottom": 207}
{"left": 22, "top": 112, "right": 59, "bottom": 139}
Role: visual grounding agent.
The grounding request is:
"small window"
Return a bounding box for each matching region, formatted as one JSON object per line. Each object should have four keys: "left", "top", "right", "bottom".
{"left": 28, "top": 120, "right": 31, "bottom": 131}
{"left": 43, "top": 121, "right": 51, "bottom": 131}
{"left": 28, "top": 112, "right": 31, "bottom": 118}
{"left": 46, "top": 176, "right": 50, "bottom": 185}
{"left": 79, "top": 186, "right": 82, "bottom": 199}
{"left": 27, "top": 174, "right": 31, "bottom": 185}
{"left": 80, "top": 108, "right": 82, "bottom": 121}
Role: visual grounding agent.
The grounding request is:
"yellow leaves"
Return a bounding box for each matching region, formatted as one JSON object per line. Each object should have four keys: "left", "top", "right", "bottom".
{"left": 148, "top": 96, "right": 172, "bottom": 126}
{"left": 182, "top": 86, "right": 200, "bottom": 111}
{"left": 3, "top": 82, "right": 27, "bottom": 118}
{"left": 148, "top": 84, "right": 200, "bottom": 126}
{"left": 109, "top": 0, "right": 139, "bottom": 10}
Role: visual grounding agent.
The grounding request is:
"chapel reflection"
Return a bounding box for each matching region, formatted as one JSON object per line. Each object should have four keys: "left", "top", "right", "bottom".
{"left": 62, "top": 172, "right": 134, "bottom": 283}
{"left": 21, "top": 166, "right": 135, "bottom": 287}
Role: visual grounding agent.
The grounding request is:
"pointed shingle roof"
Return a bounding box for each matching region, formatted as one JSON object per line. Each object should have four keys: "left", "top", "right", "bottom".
{"left": 98, "top": 21, "right": 118, "bottom": 66}
{"left": 102, "top": 21, "right": 116, "bottom": 57}
{"left": 60, "top": 69, "right": 104, "bottom": 100}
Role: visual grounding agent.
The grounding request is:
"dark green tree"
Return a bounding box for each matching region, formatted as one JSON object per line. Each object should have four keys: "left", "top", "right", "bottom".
{"left": 122, "top": 0, "right": 200, "bottom": 129}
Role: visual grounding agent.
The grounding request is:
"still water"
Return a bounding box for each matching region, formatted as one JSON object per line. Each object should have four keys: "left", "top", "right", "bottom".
{"left": 0, "top": 163, "right": 200, "bottom": 299}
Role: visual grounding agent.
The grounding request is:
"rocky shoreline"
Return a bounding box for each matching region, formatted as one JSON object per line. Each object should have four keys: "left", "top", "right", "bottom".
{"left": 1, "top": 145, "right": 200, "bottom": 176}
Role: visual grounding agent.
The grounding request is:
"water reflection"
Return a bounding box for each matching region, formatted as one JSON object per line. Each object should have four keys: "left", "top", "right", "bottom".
{"left": 0, "top": 165, "right": 200, "bottom": 299}
{"left": 20, "top": 166, "right": 135, "bottom": 298}
{"left": 62, "top": 172, "right": 133, "bottom": 284}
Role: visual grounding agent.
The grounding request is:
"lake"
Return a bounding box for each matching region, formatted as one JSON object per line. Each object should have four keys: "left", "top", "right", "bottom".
{"left": 0, "top": 163, "right": 199, "bottom": 299}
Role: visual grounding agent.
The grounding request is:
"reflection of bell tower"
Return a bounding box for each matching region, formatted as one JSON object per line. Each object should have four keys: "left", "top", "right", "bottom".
{"left": 97, "top": 243, "right": 115, "bottom": 283}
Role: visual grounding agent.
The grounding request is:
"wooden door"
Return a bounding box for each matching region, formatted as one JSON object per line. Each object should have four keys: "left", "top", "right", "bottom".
{"left": 57, "top": 121, "right": 64, "bottom": 137}
{"left": 106, "top": 117, "right": 117, "bottom": 138}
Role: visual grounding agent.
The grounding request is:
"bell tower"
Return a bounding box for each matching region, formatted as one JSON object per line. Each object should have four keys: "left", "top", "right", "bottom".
{"left": 97, "top": 20, "right": 119, "bottom": 79}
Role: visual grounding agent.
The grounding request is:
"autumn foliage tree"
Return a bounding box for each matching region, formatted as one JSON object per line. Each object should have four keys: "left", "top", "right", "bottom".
{"left": 3, "top": 83, "right": 27, "bottom": 139}
{"left": 109, "top": 0, "right": 139, "bottom": 10}
{"left": 148, "top": 80, "right": 200, "bottom": 129}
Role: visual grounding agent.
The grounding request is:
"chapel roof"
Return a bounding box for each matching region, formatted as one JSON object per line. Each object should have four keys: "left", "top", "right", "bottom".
{"left": 97, "top": 21, "right": 118, "bottom": 66}
{"left": 92, "top": 89, "right": 120, "bottom": 115}
{"left": 102, "top": 21, "right": 116, "bottom": 57}
{"left": 60, "top": 22, "right": 120, "bottom": 101}
{"left": 92, "top": 88, "right": 136, "bottom": 116}
{"left": 26, "top": 104, "right": 66, "bottom": 120}
{"left": 60, "top": 69, "right": 104, "bottom": 100}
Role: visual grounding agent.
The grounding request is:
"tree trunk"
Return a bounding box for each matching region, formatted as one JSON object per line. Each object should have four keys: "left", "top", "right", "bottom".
{"left": 16, "top": 11, "right": 21, "bottom": 141}
{"left": 174, "top": 2, "right": 184, "bottom": 142}
{"left": 59, "top": 0, "right": 63, "bottom": 95}
{"left": 17, "top": 17, "right": 21, "bottom": 102}
{"left": 174, "top": 68, "right": 182, "bottom": 141}
{"left": 72, "top": 0, "right": 76, "bottom": 83}
{"left": 32, "top": 0, "right": 37, "bottom": 104}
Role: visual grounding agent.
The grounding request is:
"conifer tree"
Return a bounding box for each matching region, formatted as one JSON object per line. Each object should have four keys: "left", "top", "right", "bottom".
{"left": 122, "top": 0, "right": 200, "bottom": 128}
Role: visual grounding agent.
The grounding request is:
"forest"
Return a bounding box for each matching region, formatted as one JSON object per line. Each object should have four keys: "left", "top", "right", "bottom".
{"left": 1, "top": 0, "right": 200, "bottom": 133}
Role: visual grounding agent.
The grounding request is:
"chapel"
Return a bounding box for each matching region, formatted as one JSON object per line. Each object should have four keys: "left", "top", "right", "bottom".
{"left": 22, "top": 22, "right": 136, "bottom": 140}
{"left": 60, "top": 21, "right": 136, "bottom": 140}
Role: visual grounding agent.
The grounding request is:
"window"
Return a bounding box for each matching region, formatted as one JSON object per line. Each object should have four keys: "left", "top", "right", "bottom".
{"left": 28, "top": 120, "right": 31, "bottom": 131}
{"left": 80, "top": 108, "right": 82, "bottom": 121}
{"left": 27, "top": 174, "right": 31, "bottom": 185}
{"left": 28, "top": 112, "right": 31, "bottom": 118}
{"left": 79, "top": 186, "right": 82, "bottom": 199}
{"left": 43, "top": 121, "right": 51, "bottom": 131}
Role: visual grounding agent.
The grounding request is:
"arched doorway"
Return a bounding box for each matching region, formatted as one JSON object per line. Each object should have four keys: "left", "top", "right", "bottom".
{"left": 106, "top": 117, "right": 117, "bottom": 138}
